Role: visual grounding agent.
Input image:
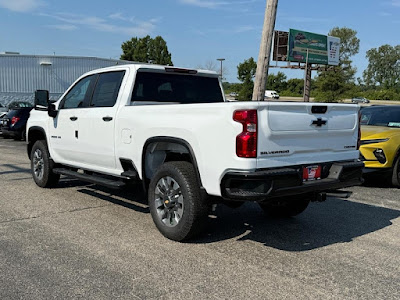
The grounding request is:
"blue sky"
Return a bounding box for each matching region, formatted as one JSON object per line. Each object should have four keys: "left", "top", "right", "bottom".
{"left": 0, "top": 0, "right": 399, "bottom": 83}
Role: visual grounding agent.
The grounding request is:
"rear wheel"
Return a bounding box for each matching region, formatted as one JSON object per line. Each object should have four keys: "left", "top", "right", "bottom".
{"left": 391, "top": 156, "right": 400, "bottom": 188}
{"left": 148, "top": 161, "right": 208, "bottom": 241}
{"left": 259, "top": 195, "right": 311, "bottom": 217}
{"left": 31, "top": 140, "right": 60, "bottom": 188}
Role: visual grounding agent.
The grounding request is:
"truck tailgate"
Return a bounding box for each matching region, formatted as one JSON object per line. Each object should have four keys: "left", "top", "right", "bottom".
{"left": 257, "top": 102, "right": 360, "bottom": 169}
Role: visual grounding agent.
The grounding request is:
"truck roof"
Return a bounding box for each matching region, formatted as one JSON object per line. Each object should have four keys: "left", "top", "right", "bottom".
{"left": 83, "top": 63, "right": 220, "bottom": 78}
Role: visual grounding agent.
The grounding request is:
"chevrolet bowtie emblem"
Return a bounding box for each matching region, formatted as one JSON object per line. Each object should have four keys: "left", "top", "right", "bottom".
{"left": 311, "top": 118, "right": 327, "bottom": 127}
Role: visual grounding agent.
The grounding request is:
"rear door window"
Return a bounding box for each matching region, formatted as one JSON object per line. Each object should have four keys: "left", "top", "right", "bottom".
{"left": 90, "top": 71, "right": 125, "bottom": 107}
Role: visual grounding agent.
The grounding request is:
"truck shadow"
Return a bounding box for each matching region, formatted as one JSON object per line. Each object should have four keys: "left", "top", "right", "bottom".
{"left": 362, "top": 175, "right": 393, "bottom": 188}
{"left": 77, "top": 183, "right": 149, "bottom": 214}
{"left": 0, "top": 163, "right": 31, "bottom": 175}
{"left": 72, "top": 181, "right": 400, "bottom": 251}
{"left": 193, "top": 199, "right": 400, "bottom": 251}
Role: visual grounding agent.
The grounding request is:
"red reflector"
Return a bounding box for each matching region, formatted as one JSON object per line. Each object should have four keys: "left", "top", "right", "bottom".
{"left": 11, "top": 116, "right": 20, "bottom": 125}
{"left": 236, "top": 132, "right": 257, "bottom": 158}
{"left": 233, "top": 110, "right": 257, "bottom": 158}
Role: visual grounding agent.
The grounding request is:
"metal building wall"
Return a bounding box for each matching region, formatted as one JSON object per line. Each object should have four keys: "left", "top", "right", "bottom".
{"left": 0, "top": 54, "right": 130, "bottom": 104}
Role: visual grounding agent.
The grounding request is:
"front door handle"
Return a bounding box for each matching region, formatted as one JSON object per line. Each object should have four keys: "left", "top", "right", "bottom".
{"left": 102, "top": 116, "right": 113, "bottom": 122}
{"left": 70, "top": 116, "right": 78, "bottom": 121}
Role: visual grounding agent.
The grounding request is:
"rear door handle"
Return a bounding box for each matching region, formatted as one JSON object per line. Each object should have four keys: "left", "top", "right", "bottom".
{"left": 70, "top": 116, "right": 78, "bottom": 121}
{"left": 102, "top": 116, "right": 113, "bottom": 122}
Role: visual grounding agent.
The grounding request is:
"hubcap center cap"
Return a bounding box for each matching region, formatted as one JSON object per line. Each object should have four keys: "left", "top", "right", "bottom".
{"left": 164, "top": 195, "right": 175, "bottom": 208}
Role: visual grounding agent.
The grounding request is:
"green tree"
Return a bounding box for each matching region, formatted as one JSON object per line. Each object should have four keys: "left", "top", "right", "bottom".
{"left": 284, "top": 78, "right": 304, "bottom": 96}
{"left": 314, "top": 27, "right": 360, "bottom": 101}
{"left": 363, "top": 44, "right": 400, "bottom": 89}
{"left": 314, "top": 67, "right": 346, "bottom": 102}
{"left": 329, "top": 27, "right": 360, "bottom": 82}
{"left": 266, "top": 72, "right": 287, "bottom": 92}
{"left": 237, "top": 57, "right": 257, "bottom": 100}
{"left": 121, "top": 35, "right": 173, "bottom": 65}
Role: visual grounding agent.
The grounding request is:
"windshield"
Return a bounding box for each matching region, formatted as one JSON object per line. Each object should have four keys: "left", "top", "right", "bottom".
{"left": 131, "top": 71, "right": 224, "bottom": 104}
{"left": 360, "top": 107, "right": 400, "bottom": 128}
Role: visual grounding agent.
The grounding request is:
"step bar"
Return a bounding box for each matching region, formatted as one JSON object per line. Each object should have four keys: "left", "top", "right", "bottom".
{"left": 53, "top": 168, "right": 126, "bottom": 189}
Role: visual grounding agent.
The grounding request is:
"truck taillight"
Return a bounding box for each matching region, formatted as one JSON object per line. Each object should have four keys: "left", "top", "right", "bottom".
{"left": 357, "top": 111, "right": 361, "bottom": 150}
{"left": 233, "top": 109, "right": 257, "bottom": 158}
{"left": 11, "top": 116, "right": 20, "bottom": 125}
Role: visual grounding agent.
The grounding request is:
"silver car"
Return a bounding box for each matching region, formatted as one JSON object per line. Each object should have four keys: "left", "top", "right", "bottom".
{"left": 351, "top": 97, "right": 370, "bottom": 104}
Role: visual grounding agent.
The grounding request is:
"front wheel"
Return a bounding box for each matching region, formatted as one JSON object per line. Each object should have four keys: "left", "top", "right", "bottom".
{"left": 148, "top": 161, "right": 208, "bottom": 241}
{"left": 259, "top": 195, "right": 311, "bottom": 217}
{"left": 31, "top": 140, "right": 60, "bottom": 188}
{"left": 391, "top": 156, "right": 400, "bottom": 188}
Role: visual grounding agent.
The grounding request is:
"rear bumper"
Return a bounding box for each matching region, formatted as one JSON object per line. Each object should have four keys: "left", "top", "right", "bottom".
{"left": 220, "top": 161, "right": 364, "bottom": 201}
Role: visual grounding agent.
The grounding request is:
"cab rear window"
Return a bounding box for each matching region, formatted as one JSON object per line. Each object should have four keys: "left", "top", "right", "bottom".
{"left": 131, "top": 71, "right": 224, "bottom": 104}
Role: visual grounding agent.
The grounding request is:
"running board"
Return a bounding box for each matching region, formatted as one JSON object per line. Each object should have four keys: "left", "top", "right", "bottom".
{"left": 53, "top": 168, "right": 126, "bottom": 189}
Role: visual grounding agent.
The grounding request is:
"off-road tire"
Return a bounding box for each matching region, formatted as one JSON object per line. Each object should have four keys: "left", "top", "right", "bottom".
{"left": 148, "top": 161, "right": 208, "bottom": 241}
{"left": 31, "top": 140, "right": 60, "bottom": 188}
{"left": 259, "top": 195, "right": 311, "bottom": 217}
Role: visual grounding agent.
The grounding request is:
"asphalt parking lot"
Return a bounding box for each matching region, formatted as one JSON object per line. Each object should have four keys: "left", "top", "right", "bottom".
{"left": 0, "top": 138, "right": 399, "bottom": 299}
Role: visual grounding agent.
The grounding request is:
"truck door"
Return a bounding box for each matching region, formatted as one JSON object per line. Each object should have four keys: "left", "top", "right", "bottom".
{"left": 78, "top": 71, "right": 126, "bottom": 170}
{"left": 48, "top": 75, "right": 96, "bottom": 164}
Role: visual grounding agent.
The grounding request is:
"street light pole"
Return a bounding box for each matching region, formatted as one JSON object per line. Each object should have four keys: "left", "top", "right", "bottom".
{"left": 217, "top": 58, "right": 225, "bottom": 81}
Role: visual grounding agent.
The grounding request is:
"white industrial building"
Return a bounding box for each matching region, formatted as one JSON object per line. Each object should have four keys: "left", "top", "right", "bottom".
{"left": 0, "top": 52, "right": 130, "bottom": 105}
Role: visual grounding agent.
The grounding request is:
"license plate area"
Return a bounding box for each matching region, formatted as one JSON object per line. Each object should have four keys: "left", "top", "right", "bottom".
{"left": 303, "top": 165, "right": 322, "bottom": 182}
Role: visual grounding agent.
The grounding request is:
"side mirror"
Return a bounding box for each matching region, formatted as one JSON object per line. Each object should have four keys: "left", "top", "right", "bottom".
{"left": 34, "top": 90, "right": 49, "bottom": 109}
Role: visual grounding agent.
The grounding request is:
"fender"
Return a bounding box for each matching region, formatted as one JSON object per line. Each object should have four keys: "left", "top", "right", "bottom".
{"left": 27, "top": 126, "right": 48, "bottom": 159}
{"left": 142, "top": 136, "right": 203, "bottom": 190}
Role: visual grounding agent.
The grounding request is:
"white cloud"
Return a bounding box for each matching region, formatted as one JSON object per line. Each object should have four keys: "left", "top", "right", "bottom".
{"left": 179, "top": 0, "right": 228, "bottom": 9}
{"left": 47, "top": 24, "right": 78, "bottom": 31}
{"left": 281, "top": 16, "right": 331, "bottom": 23}
{"left": 41, "top": 13, "right": 157, "bottom": 36}
{"left": 389, "top": 0, "right": 400, "bottom": 7}
{"left": 178, "top": 0, "right": 256, "bottom": 9}
{"left": 0, "top": 0, "right": 43, "bottom": 12}
{"left": 234, "top": 25, "right": 255, "bottom": 33}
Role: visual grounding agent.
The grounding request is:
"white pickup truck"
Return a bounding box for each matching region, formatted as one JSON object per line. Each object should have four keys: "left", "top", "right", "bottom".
{"left": 27, "top": 64, "right": 363, "bottom": 241}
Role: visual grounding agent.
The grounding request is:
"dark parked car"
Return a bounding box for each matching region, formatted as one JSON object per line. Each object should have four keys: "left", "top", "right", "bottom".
{"left": 1, "top": 106, "right": 33, "bottom": 140}
{"left": 0, "top": 103, "right": 8, "bottom": 113}
{"left": 0, "top": 112, "right": 7, "bottom": 135}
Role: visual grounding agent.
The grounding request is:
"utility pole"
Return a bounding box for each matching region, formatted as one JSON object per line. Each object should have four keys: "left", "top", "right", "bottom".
{"left": 252, "top": 0, "right": 279, "bottom": 101}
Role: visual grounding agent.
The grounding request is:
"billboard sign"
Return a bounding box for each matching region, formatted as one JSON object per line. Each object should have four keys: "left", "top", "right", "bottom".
{"left": 327, "top": 36, "right": 340, "bottom": 65}
{"left": 288, "top": 29, "right": 340, "bottom": 65}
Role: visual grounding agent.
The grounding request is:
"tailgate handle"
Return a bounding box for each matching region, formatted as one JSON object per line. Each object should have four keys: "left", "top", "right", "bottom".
{"left": 312, "top": 106, "right": 327, "bottom": 114}
{"left": 70, "top": 116, "right": 78, "bottom": 121}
